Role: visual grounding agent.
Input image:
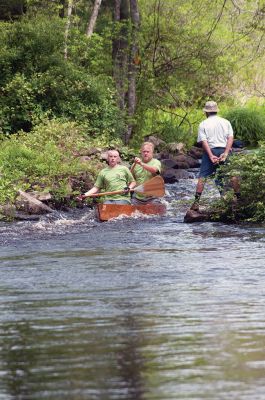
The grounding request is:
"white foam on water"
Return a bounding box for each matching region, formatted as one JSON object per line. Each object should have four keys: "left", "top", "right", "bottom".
{"left": 32, "top": 210, "right": 95, "bottom": 232}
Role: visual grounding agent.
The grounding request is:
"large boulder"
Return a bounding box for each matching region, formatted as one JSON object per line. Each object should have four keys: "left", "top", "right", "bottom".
{"left": 161, "top": 158, "right": 179, "bottom": 169}
{"left": 156, "top": 151, "right": 170, "bottom": 160}
{"left": 0, "top": 204, "right": 42, "bottom": 221}
{"left": 73, "top": 147, "right": 101, "bottom": 157}
{"left": 0, "top": 204, "right": 16, "bottom": 219}
{"left": 162, "top": 168, "right": 179, "bottom": 183}
{"left": 27, "top": 191, "right": 52, "bottom": 201}
{"left": 16, "top": 190, "right": 54, "bottom": 214}
{"left": 171, "top": 158, "right": 190, "bottom": 169}
{"left": 184, "top": 208, "right": 210, "bottom": 223}
{"left": 166, "top": 142, "right": 186, "bottom": 154}
{"left": 86, "top": 147, "right": 102, "bottom": 156}
{"left": 173, "top": 154, "right": 200, "bottom": 169}
{"left": 182, "top": 155, "right": 201, "bottom": 168}
{"left": 172, "top": 169, "right": 193, "bottom": 179}
{"left": 143, "top": 135, "right": 166, "bottom": 150}
{"left": 100, "top": 151, "right": 109, "bottom": 161}
{"left": 188, "top": 146, "right": 204, "bottom": 159}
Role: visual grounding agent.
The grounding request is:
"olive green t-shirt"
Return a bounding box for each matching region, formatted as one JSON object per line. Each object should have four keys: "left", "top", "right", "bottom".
{"left": 133, "top": 158, "right": 161, "bottom": 200}
{"left": 95, "top": 165, "right": 135, "bottom": 201}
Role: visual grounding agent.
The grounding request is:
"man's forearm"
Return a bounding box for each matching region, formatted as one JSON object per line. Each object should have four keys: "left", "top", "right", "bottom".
{"left": 219, "top": 136, "right": 234, "bottom": 162}
{"left": 141, "top": 163, "right": 158, "bottom": 174}
{"left": 224, "top": 136, "right": 234, "bottom": 155}
{"left": 201, "top": 141, "right": 219, "bottom": 164}
{"left": 201, "top": 141, "right": 213, "bottom": 158}
{"left": 85, "top": 186, "right": 99, "bottom": 196}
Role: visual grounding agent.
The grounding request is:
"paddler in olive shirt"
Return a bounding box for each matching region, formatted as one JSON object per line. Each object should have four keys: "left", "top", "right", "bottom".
{"left": 131, "top": 142, "right": 162, "bottom": 204}
{"left": 84, "top": 150, "right": 136, "bottom": 204}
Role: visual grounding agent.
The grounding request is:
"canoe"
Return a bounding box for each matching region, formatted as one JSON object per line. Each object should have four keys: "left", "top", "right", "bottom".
{"left": 96, "top": 203, "right": 167, "bottom": 221}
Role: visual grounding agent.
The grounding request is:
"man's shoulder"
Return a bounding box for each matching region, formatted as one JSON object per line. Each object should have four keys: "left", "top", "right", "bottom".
{"left": 202, "top": 115, "right": 230, "bottom": 126}
{"left": 100, "top": 166, "right": 110, "bottom": 174}
{"left": 117, "top": 164, "right": 130, "bottom": 171}
{"left": 216, "top": 115, "right": 230, "bottom": 123}
{"left": 199, "top": 118, "right": 208, "bottom": 127}
{"left": 114, "top": 164, "right": 132, "bottom": 174}
{"left": 148, "top": 158, "right": 161, "bottom": 165}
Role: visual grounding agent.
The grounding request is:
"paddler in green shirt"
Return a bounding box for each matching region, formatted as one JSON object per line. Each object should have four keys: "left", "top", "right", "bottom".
{"left": 84, "top": 150, "right": 136, "bottom": 204}
{"left": 132, "top": 142, "right": 162, "bottom": 204}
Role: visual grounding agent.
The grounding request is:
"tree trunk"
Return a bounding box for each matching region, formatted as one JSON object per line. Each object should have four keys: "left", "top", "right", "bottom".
{"left": 112, "top": 0, "right": 130, "bottom": 112}
{"left": 126, "top": 0, "right": 140, "bottom": 144}
{"left": 86, "top": 0, "right": 102, "bottom": 37}
{"left": 112, "top": 0, "right": 140, "bottom": 143}
{"left": 64, "top": 0, "right": 73, "bottom": 60}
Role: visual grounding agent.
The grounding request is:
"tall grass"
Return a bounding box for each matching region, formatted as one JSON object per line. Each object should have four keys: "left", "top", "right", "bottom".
{"left": 223, "top": 106, "right": 265, "bottom": 146}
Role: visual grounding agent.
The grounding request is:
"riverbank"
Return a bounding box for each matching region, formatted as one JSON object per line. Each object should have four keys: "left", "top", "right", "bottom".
{"left": 1, "top": 121, "right": 264, "bottom": 223}
{"left": 0, "top": 124, "right": 203, "bottom": 221}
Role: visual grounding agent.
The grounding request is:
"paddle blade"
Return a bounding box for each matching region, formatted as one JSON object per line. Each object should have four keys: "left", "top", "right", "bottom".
{"left": 134, "top": 175, "right": 165, "bottom": 197}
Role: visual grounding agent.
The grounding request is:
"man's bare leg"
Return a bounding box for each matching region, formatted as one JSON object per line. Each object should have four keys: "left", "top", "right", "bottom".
{"left": 190, "top": 178, "right": 205, "bottom": 211}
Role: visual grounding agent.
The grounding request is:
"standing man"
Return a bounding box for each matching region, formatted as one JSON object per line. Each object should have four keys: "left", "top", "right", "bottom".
{"left": 84, "top": 149, "right": 136, "bottom": 204}
{"left": 131, "top": 141, "right": 162, "bottom": 204}
{"left": 190, "top": 101, "right": 235, "bottom": 211}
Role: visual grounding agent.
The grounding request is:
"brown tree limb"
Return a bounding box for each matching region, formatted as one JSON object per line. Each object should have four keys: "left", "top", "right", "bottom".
{"left": 86, "top": 0, "right": 102, "bottom": 37}
{"left": 64, "top": 0, "right": 73, "bottom": 60}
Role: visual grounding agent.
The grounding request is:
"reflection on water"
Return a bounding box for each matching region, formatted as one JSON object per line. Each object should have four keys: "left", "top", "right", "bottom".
{"left": 1, "top": 181, "right": 265, "bottom": 399}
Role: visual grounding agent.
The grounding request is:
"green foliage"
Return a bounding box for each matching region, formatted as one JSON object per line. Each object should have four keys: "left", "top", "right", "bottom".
{"left": 68, "top": 30, "right": 113, "bottom": 76}
{"left": 224, "top": 107, "right": 265, "bottom": 146}
{"left": 132, "top": 0, "right": 265, "bottom": 144}
{"left": 220, "top": 146, "right": 265, "bottom": 222}
{"left": 6, "top": 15, "right": 65, "bottom": 74}
{"left": 157, "top": 120, "right": 187, "bottom": 144}
{"left": 138, "top": 0, "right": 237, "bottom": 109}
{"left": 25, "top": 0, "right": 64, "bottom": 16}
{"left": 0, "top": 120, "right": 101, "bottom": 205}
{"left": 131, "top": 106, "right": 202, "bottom": 149}
{"left": 0, "top": 73, "right": 45, "bottom": 133}
{"left": 0, "top": 15, "right": 124, "bottom": 139}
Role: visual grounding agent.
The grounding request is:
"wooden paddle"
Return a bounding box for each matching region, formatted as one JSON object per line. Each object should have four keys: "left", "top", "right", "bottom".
{"left": 77, "top": 175, "right": 165, "bottom": 200}
{"left": 130, "top": 161, "right": 137, "bottom": 173}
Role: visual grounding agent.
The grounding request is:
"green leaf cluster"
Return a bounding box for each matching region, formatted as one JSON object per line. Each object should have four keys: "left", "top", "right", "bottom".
{"left": 0, "top": 15, "right": 124, "bottom": 139}
{"left": 224, "top": 107, "right": 265, "bottom": 146}
{"left": 220, "top": 146, "right": 265, "bottom": 222}
{"left": 133, "top": 0, "right": 265, "bottom": 144}
{"left": 0, "top": 120, "right": 102, "bottom": 205}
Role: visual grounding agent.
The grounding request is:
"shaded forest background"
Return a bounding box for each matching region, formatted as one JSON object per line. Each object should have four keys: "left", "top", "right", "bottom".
{"left": 0, "top": 0, "right": 264, "bottom": 146}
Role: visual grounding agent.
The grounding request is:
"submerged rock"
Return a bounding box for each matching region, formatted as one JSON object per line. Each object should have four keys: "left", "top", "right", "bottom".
{"left": 162, "top": 168, "right": 179, "bottom": 183}
{"left": 184, "top": 208, "right": 210, "bottom": 223}
{"left": 14, "top": 212, "right": 41, "bottom": 221}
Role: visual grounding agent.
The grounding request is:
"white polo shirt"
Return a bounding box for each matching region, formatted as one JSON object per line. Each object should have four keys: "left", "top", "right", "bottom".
{"left": 197, "top": 115, "right": 233, "bottom": 148}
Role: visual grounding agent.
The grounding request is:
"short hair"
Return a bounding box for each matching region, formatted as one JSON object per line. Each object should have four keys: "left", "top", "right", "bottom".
{"left": 107, "top": 149, "right": 120, "bottom": 157}
{"left": 206, "top": 112, "right": 218, "bottom": 116}
{"left": 141, "top": 142, "right": 154, "bottom": 151}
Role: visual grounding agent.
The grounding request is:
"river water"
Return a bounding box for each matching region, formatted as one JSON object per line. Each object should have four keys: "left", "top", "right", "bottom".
{"left": 1, "top": 179, "right": 265, "bottom": 400}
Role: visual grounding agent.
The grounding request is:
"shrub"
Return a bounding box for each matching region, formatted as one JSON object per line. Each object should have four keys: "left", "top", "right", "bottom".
{"left": 0, "top": 16, "right": 124, "bottom": 140}
{"left": 133, "top": 107, "right": 198, "bottom": 149}
{"left": 220, "top": 145, "right": 265, "bottom": 222}
{"left": 154, "top": 120, "right": 185, "bottom": 143}
{"left": 224, "top": 107, "right": 265, "bottom": 146}
{"left": 0, "top": 120, "right": 102, "bottom": 205}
